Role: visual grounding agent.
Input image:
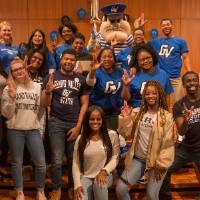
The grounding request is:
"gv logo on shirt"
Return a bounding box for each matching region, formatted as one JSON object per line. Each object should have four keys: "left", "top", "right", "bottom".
{"left": 104, "top": 81, "right": 121, "bottom": 94}
{"left": 159, "top": 45, "right": 174, "bottom": 58}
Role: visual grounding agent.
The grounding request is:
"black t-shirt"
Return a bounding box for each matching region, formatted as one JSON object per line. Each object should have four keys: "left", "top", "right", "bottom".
{"left": 173, "top": 95, "right": 200, "bottom": 154}
{"left": 43, "top": 70, "right": 90, "bottom": 123}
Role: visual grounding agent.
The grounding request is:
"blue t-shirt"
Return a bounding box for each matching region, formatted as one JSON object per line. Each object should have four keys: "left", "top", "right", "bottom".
{"left": 55, "top": 43, "right": 72, "bottom": 67}
{"left": 48, "top": 51, "right": 57, "bottom": 69}
{"left": 129, "top": 67, "right": 174, "bottom": 108}
{"left": 0, "top": 44, "right": 18, "bottom": 74}
{"left": 90, "top": 67, "right": 124, "bottom": 112}
{"left": 44, "top": 70, "right": 90, "bottom": 122}
{"left": 150, "top": 37, "right": 188, "bottom": 78}
{"left": 116, "top": 47, "right": 132, "bottom": 70}
{"left": 55, "top": 43, "right": 88, "bottom": 68}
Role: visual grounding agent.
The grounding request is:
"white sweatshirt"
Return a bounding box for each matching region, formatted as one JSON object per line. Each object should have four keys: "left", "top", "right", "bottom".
{"left": 1, "top": 82, "right": 41, "bottom": 130}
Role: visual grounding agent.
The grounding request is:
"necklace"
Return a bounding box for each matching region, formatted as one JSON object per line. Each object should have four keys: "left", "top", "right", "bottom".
{"left": 90, "top": 134, "right": 101, "bottom": 141}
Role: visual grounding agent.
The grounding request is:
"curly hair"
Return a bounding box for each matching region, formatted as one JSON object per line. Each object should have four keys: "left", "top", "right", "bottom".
{"left": 129, "top": 43, "right": 158, "bottom": 73}
{"left": 131, "top": 80, "right": 168, "bottom": 138}
{"left": 78, "top": 106, "right": 113, "bottom": 173}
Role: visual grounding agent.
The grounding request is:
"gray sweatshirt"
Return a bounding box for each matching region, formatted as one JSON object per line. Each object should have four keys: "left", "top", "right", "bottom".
{"left": 1, "top": 82, "right": 41, "bottom": 130}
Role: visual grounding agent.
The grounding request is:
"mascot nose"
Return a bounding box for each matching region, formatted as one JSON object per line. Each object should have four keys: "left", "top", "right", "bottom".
{"left": 113, "top": 22, "right": 120, "bottom": 29}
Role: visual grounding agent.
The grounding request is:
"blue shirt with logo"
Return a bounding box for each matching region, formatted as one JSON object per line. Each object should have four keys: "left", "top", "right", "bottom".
{"left": 116, "top": 47, "right": 132, "bottom": 70}
{"left": 90, "top": 66, "right": 124, "bottom": 112}
{"left": 149, "top": 37, "right": 188, "bottom": 78}
{"left": 0, "top": 44, "right": 18, "bottom": 74}
{"left": 129, "top": 67, "right": 174, "bottom": 108}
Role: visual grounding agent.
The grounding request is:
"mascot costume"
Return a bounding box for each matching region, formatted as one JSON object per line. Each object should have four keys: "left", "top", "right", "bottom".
{"left": 88, "top": 3, "right": 134, "bottom": 56}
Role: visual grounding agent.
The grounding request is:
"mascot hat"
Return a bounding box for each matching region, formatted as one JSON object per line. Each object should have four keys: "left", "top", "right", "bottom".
{"left": 101, "top": 4, "right": 126, "bottom": 20}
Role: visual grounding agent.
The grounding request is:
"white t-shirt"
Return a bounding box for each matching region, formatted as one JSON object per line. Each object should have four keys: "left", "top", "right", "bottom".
{"left": 135, "top": 112, "right": 157, "bottom": 159}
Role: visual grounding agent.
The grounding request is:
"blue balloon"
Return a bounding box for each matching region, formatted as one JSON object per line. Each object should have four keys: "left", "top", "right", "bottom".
{"left": 50, "top": 31, "right": 59, "bottom": 41}
{"left": 77, "top": 8, "right": 87, "bottom": 20}
{"left": 150, "top": 28, "right": 159, "bottom": 39}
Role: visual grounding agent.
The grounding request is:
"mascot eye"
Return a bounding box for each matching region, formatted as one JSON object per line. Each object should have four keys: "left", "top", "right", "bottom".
{"left": 123, "top": 14, "right": 130, "bottom": 22}
{"left": 102, "top": 15, "right": 107, "bottom": 22}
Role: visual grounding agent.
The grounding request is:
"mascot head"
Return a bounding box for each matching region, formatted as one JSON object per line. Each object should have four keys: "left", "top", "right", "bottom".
{"left": 100, "top": 4, "right": 131, "bottom": 42}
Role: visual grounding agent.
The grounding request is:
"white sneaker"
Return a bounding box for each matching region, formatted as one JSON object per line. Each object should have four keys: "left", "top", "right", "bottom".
{"left": 36, "top": 190, "right": 47, "bottom": 200}
{"left": 16, "top": 191, "right": 25, "bottom": 200}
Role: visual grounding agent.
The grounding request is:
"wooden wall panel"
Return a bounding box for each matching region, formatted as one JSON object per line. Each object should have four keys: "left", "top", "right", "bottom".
{"left": 62, "top": 0, "right": 90, "bottom": 22}
{"left": 28, "top": 20, "right": 60, "bottom": 44}
{"left": 144, "top": 0, "right": 181, "bottom": 19}
{"left": 28, "top": 0, "right": 62, "bottom": 19}
{"left": 181, "top": 0, "right": 200, "bottom": 19}
{"left": 8, "top": 20, "right": 29, "bottom": 45}
{"left": 181, "top": 19, "right": 200, "bottom": 73}
{"left": 0, "top": 0, "right": 27, "bottom": 19}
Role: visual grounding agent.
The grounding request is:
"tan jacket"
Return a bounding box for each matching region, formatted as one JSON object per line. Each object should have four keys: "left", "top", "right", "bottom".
{"left": 118, "top": 108, "right": 174, "bottom": 170}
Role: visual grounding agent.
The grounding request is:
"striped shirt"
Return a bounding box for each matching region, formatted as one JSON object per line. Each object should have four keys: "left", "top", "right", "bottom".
{"left": 94, "top": 31, "right": 134, "bottom": 56}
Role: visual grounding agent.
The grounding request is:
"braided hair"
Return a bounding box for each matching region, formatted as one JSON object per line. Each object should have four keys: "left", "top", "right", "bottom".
{"left": 131, "top": 80, "right": 168, "bottom": 137}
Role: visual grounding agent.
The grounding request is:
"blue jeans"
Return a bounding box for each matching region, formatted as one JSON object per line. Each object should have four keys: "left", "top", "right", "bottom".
{"left": 159, "top": 144, "right": 200, "bottom": 200}
{"left": 116, "top": 157, "right": 166, "bottom": 200}
{"left": 7, "top": 129, "right": 46, "bottom": 190}
{"left": 80, "top": 175, "right": 113, "bottom": 200}
{"left": 48, "top": 116, "right": 76, "bottom": 189}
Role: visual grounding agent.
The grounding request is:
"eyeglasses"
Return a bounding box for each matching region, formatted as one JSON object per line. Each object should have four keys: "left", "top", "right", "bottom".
{"left": 11, "top": 66, "right": 25, "bottom": 73}
{"left": 138, "top": 56, "right": 152, "bottom": 63}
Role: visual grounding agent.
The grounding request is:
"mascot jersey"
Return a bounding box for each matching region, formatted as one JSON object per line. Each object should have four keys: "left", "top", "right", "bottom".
{"left": 90, "top": 66, "right": 124, "bottom": 112}
{"left": 94, "top": 30, "right": 134, "bottom": 56}
{"left": 0, "top": 44, "right": 18, "bottom": 74}
{"left": 116, "top": 47, "right": 132, "bottom": 70}
{"left": 128, "top": 67, "right": 174, "bottom": 108}
{"left": 149, "top": 37, "right": 188, "bottom": 78}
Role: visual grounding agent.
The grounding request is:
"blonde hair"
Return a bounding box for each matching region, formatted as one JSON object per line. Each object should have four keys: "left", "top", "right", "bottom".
{"left": 0, "top": 21, "right": 12, "bottom": 29}
{"left": 8, "top": 57, "right": 32, "bottom": 89}
{"left": 0, "top": 21, "right": 12, "bottom": 44}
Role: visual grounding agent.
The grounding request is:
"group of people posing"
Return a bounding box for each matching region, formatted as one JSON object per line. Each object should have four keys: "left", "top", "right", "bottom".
{"left": 0, "top": 14, "right": 199, "bottom": 200}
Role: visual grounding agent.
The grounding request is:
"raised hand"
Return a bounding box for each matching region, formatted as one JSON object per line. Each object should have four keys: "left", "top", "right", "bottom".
{"left": 182, "top": 103, "right": 194, "bottom": 121}
{"left": 7, "top": 81, "right": 16, "bottom": 99}
{"left": 90, "top": 55, "right": 102, "bottom": 72}
{"left": 23, "top": 56, "right": 33, "bottom": 69}
{"left": 134, "top": 13, "right": 148, "bottom": 28}
{"left": 121, "top": 100, "right": 132, "bottom": 117}
{"left": 45, "top": 74, "right": 58, "bottom": 94}
{"left": 121, "top": 70, "right": 135, "bottom": 87}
